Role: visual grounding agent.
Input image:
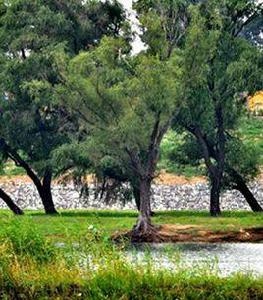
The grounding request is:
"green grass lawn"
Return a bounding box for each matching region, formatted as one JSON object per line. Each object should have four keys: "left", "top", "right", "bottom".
{"left": 0, "top": 210, "right": 262, "bottom": 243}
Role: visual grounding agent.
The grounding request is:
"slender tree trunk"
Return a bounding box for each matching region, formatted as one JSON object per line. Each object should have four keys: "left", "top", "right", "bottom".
{"left": 0, "top": 188, "right": 24, "bottom": 215}
{"left": 0, "top": 139, "right": 57, "bottom": 214}
{"left": 37, "top": 170, "right": 57, "bottom": 215}
{"left": 132, "top": 183, "right": 155, "bottom": 216}
{"left": 210, "top": 174, "right": 221, "bottom": 216}
{"left": 235, "top": 181, "right": 263, "bottom": 212}
{"left": 228, "top": 169, "right": 263, "bottom": 212}
{"left": 190, "top": 128, "right": 223, "bottom": 216}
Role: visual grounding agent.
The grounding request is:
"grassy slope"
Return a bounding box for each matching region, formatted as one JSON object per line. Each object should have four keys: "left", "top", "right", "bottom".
{"left": 159, "top": 116, "right": 263, "bottom": 177}
{"left": 238, "top": 116, "right": 263, "bottom": 165}
{"left": 0, "top": 210, "right": 262, "bottom": 242}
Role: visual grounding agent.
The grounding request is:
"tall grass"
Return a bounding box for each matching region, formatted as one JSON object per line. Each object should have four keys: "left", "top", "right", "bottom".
{"left": 0, "top": 221, "right": 263, "bottom": 299}
{"left": 1, "top": 218, "right": 57, "bottom": 263}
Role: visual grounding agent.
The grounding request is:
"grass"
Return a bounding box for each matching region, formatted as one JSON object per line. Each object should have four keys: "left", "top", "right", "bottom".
{"left": 0, "top": 213, "right": 263, "bottom": 299}
{"left": 159, "top": 130, "right": 205, "bottom": 177}
{"left": 0, "top": 210, "right": 262, "bottom": 243}
{"left": 238, "top": 116, "right": 263, "bottom": 164}
{"left": 159, "top": 116, "right": 263, "bottom": 177}
{"left": 0, "top": 160, "right": 25, "bottom": 176}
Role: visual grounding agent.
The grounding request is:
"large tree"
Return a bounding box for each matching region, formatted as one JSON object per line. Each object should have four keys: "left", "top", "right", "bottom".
{"left": 166, "top": 132, "right": 263, "bottom": 212}
{"left": 0, "top": 0, "right": 126, "bottom": 214}
{"left": 57, "top": 36, "right": 177, "bottom": 239}
{"left": 172, "top": 0, "right": 263, "bottom": 215}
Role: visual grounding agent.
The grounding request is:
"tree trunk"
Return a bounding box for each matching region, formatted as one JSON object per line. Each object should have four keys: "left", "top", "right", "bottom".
{"left": 131, "top": 177, "right": 158, "bottom": 242}
{"left": 0, "top": 139, "right": 57, "bottom": 215}
{"left": 132, "top": 184, "right": 141, "bottom": 211}
{"left": 132, "top": 183, "right": 156, "bottom": 216}
{"left": 235, "top": 181, "right": 263, "bottom": 212}
{"left": 224, "top": 166, "right": 263, "bottom": 212}
{"left": 230, "top": 172, "right": 263, "bottom": 212}
{"left": 136, "top": 178, "right": 152, "bottom": 230}
{"left": 188, "top": 127, "right": 223, "bottom": 217}
{"left": 210, "top": 175, "right": 221, "bottom": 216}
{"left": 0, "top": 188, "right": 24, "bottom": 215}
{"left": 38, "top": 170, "right": 58, "bottom": 215}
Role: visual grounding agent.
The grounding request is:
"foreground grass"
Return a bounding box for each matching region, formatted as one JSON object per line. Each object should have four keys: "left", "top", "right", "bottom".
{"left": 0, "top": 216, "right": 263, "bottom": 299}
{"left": 1, "top": 258, "right": 263, "bottom": 300}
{"left": 0, "top": 210, "right": 262, "bottom": 243}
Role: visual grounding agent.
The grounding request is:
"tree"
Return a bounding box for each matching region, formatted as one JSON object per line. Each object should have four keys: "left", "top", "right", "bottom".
{"left": 134, "top": 0, "right": 197, "bottom": 59}
{"left": 57, "top": 36, "right": 177, "bottom": 239}
{"left": 172, "top": 0, "right": 263, "bottom": 215}
{"left": 166, "top": 132, "right": 263, "bottom": 212}
{"left": 0, "top": 0, "right": 126, "bottom": 214}
{"left": 223, "top": 137, "right": 262, "bottom": 212}
{"left": 0, "top": 142, "right": 23, "bottom": 214}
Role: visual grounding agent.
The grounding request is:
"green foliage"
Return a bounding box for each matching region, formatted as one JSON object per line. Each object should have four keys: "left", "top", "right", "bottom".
{"left": 134, "top": 0, "right": 198, "bottom": 58}
{"left": 1, "top": 218, "right": 57, "bottom": 263}
{"left": 238, "top": 117, "right": 263, "bottom": 165}
{"left": 225, "top": 138, "right": 260, "bottom": 184}
{"left": 159, "top": 130, "right": 204, "bottom": 177}
{"left": 59, "top": 35, "right": 178, "bottom": 196}
{"left": 0, "top": 0, "right": 127, "bottom": 178}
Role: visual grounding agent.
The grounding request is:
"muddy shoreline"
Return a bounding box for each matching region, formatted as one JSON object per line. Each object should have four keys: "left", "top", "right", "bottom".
{"left": 112, "top": 225, "right": 263, "bottom": 243}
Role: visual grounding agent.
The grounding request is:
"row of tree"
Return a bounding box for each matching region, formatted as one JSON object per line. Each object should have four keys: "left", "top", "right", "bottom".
{"left": 0, "top": 0, "right": 262, "bottom": 238}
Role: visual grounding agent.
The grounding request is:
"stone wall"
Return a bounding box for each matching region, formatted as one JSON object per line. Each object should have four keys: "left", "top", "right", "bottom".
{"left": 0, "top": 181, "right": 263, "bottom": 211}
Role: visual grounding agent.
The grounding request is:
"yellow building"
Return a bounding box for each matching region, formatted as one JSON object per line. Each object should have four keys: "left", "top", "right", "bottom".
{"left": 248, "top": 91, "right": 263, "bottom": 115}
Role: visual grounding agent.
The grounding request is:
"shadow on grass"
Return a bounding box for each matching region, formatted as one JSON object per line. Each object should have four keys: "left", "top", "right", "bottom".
{"left": 23, "top": 210, "right": 261, "bottom": 219}
{"left": 27, "top": 210, "right": 139, "bottom": 218}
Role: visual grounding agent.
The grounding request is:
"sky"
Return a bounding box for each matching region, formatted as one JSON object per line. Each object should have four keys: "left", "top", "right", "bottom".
{"left": 119, "top": 0, "right": 132, "bottom": 9}
{"left": 118, "top": 0, "right": 263, "bottom": 52}
{"left": 118, "top": 0, "right": 145, "bottom": 54}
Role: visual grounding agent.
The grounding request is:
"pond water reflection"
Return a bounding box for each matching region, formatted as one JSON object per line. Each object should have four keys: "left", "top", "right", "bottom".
{"left": 127, "top": 243, "right": 263, "bottom": 277}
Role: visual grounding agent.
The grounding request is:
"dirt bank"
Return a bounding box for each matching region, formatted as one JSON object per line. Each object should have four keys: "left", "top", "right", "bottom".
{"left": 112, "top": 224, "right": 263, "bottom": 243}
{"left": 1, "top": 171, "right": 262, "bottom": 186}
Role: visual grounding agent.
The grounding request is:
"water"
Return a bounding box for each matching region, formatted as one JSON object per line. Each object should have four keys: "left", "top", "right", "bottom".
{"left": 55, "top": 242, "right": 263, "bottom": 277}
{"left": 127, "top": 243, "right": 263, "bottom": 277}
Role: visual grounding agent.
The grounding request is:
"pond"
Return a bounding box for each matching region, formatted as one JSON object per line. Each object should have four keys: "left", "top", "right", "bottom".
{"left": 56, "top": 242, "right": 263, "bottom": 277}
{"left": 127, "top": 243, "right": 263, "bottom": 277}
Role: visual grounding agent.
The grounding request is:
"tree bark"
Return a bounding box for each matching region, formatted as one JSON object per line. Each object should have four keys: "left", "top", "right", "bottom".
{"left": 207, "top": 146, "right": 262, "bottom": 213}
{"left": 37, "top": 169, "right": 58, "bottom": 214}
{"left": 136, "top": 178, "right": 152, "bottom": 230}
{"left": 189, "top": 127, "right": 222, "bottom": 216}
{"left": 0, "top": 139, "right": 57, "bottom": 214}
{"left": 0, "top": 188, "right": 24, "bottom": 215}
{"left": 235, "top": 181, "right": 263, "bottom": 212}
{"left": 132, "top": 184, "right": 141, "bottom": 211}
{"left": 227, "top": 168, "right": 263, "bottom": 212}
{"left": 19, "top": 167, "right": 57, "bottom": 215}
{"left": 131, "top": 177, "right": 158, "bottom": 240}
{"left": 210, "top": 175, "right": 221, "bottom": 216}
